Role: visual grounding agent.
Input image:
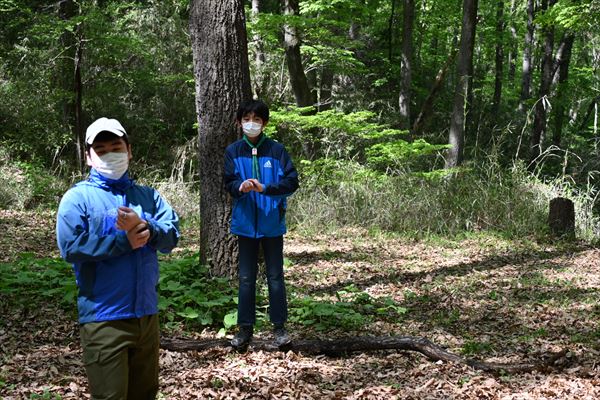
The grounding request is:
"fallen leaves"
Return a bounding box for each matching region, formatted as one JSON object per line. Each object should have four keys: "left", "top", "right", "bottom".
{"left": 1, "top": 218, "right": 599, "bottom": 398}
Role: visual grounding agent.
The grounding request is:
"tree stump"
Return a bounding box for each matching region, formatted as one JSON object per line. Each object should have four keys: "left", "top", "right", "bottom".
{"left": 548, "top": 197, "right": 575, "bottom": 237}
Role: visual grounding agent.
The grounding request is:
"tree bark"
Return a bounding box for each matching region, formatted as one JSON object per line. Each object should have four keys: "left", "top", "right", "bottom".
{"left": 492, "top": 1, "right": 504, "bottom": 115}
{"left": 530, "top": 0, "right": 557, "bottom": 167}
{"left": 552, "top": 34, "right": 575, "bottom": 147}
{"left": 281, "top": 0, "right": 315, "bottom": 107}
{"left": 399, "top": 0, "right": 415, "bottom": 131}
{"left": 190, "top": 0, "right": 252, "bottom": 277}
{"left": 161, "top": 335, "right": 569, "bottom": 374}
{"left": 445, "top": 0, "right": 478, "bottom": 168}
{"left": 519, "top": 0, "right": 535, "bottom": 112}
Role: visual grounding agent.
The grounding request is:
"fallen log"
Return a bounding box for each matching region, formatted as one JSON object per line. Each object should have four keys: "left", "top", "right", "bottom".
{"left": 160, "top": 335, "right": 569, "bottom": 374}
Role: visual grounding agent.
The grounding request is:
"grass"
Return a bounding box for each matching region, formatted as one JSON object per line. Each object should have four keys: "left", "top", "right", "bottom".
{"left": 289, "top": 160, "right": 600, "bottom": 243}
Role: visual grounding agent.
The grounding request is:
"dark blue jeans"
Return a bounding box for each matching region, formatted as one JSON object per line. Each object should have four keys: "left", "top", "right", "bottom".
{"left": 237, "top": 235, "right": 288, "bottom": 327}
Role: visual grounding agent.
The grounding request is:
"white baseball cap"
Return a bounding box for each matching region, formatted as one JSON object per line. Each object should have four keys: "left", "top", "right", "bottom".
{"left": 85, "top": 117, "right": 127, "bottom": 145}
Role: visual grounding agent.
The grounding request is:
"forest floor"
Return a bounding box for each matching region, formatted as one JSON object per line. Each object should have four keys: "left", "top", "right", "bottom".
{"left": 1, "top": 210, "right": 599, "bottom": 399}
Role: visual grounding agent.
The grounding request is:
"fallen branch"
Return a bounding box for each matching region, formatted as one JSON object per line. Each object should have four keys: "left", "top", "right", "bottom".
{"left": 161, "top": 335, "right": 569, "bottom": 374}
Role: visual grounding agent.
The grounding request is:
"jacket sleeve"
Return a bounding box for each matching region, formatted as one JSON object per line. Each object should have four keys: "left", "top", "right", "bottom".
{"left": 223, "top": 148, "right": 246, "bottom": 199}
{"left": 56, "top": 190, "right": 132, "bottom": 263}
{"left": 146, "top": 189, "right": 180, "bottom": 254}
{"left": 264, "top": 147, "right": 299, "bottom": 198}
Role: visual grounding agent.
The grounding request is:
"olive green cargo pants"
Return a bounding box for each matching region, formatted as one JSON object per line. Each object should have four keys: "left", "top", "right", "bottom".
{"left": 79, "top": 314, "right": 159, "bottom": 400}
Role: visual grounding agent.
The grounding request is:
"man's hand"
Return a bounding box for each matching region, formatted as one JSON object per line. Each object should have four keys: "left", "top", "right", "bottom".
{"left": 126, "top": 222, "right": 150, "bottom": 249}
{"left": 116, "top": 206, "right": 143, "bottom": 231}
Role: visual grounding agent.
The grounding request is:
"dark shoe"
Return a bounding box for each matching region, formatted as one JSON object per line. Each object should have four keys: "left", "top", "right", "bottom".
{"left": 273, "top": 326, "right": 291, "bottom": 347}
{"left": 231, "top": 326, "right": 253, "bottom": 348}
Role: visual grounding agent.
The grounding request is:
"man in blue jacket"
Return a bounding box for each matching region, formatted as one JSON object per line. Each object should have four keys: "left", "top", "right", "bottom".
{"left": 224, "top": 100, "right": 299, "bottom": 349}
{"left": 56, "top": 117, "right": 179, "bottom": 399}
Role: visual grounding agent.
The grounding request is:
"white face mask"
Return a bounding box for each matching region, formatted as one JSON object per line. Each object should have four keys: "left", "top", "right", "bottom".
{"left": 91, "top": 152, "right": 129, "bottom": 180}
{"left": 242, "top": 122, "right": 262, "bottom": 137}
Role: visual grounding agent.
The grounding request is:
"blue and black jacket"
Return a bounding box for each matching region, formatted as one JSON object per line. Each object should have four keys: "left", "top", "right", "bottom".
{"left": 224, "top": 134, "right": 299, "bottom": 238}
{"left": 56, "top": 169, "right": 179, "bottom": 324}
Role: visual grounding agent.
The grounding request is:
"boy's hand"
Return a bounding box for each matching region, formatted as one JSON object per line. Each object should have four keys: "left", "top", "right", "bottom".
{"left": 116, "top": 206, "right": 143, "bottom": 231}
{"left": 248, "top": 179, "right": 264, "bottom": 192}
{"left": 127, "top": 222, "right": 150, "bottom": 249}
{"left": 239, "top": 180, "right": 254, "bottom": 193}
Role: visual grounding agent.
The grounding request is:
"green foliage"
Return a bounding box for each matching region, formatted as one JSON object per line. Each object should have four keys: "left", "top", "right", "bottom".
{"left": 0, "top": 0, "right": 195, "bottom": 175}
{"left": 0, "top": 254, "right": 76, "bottom": 308}
{"left": 288, "top": 285, "right": 406, "bottom": 331}
{"left": 269, "top": 107, "right": 443, "bottom": 172}
{"left": 461, "top": 340, "right": 493, "bottom": 356}
{"left": 157, "top": 255, "right": 238, "bottom": 331}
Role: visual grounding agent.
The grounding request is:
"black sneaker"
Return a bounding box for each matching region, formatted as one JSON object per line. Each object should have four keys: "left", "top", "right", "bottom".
{"left": 231, "top": 326, "right": 253, "bottom": 348}
{"left": 273, "top": 326, "right": 291, "bottom": 347}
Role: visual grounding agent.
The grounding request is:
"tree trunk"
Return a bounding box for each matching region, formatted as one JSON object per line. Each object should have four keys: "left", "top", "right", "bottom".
{"left": 548, "top": 197, "right": 575, "bottom": 237}
{"left": 58, "top": 0, "right": 84, "bottom": 171}
{"left": 281, "top": 0, "right": 315, "bottom": 107}
{"left": 399, "top": 0, "right": 415, "bottom": 131}
{"left": 251, "top": 0, "right": 270, "bottom": 100}
{"left": 530, "top": 0, "right": 557, "bottom": 167}
{"left": 446, "top": 0, "right": 478, "bottom": 169}
{"left": 492, "top": 1, "right": 504, "bottom": 115}
{"left": 519, "top": 0, "right": 535, "bottom": 112}
{"left": 412, "top": 49, "right": 458, "bottom": 136}
{"left": 388, "top": 0, "right": 397, "bottom": 62}
{"left": 552, "top": 34, "right": 575, "bottom": 147}
{"left": 507, "top": 0, "right": 518, "bottom": 82}
{"left": 190, "top": 0, "right": 252, "bottom": 277}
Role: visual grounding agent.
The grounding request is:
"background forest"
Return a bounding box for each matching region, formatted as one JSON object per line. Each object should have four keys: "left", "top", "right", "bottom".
{"left": 1, "top": 0, "right": 599, "bottom": 240}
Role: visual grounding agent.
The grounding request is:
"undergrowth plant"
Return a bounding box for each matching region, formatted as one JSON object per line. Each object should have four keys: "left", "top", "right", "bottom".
{"left": 289, "top": 159, "right": 600, "bottom": 241}
{"left": 0, "top": 253, "right": 76, "bottom": 308}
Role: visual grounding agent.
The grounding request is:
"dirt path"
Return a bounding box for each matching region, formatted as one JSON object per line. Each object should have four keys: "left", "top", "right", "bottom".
{"left": 1, "top": 211, "right": 599, "bottom": 399}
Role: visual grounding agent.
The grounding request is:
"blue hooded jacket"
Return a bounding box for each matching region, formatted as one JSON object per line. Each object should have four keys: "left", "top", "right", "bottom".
{"left": 56, "top": 169, "right": 179, "bottom": 324}
{"left": 224, "top": 135, "right": 299, "bottom": 238}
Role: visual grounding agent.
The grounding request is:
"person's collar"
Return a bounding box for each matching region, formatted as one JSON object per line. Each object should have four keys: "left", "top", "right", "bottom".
{"left": 243, "top": 133, "right": 266, "bottom": 148}
{"left": 88, "top": 168, "right": 133, "bottom": 192}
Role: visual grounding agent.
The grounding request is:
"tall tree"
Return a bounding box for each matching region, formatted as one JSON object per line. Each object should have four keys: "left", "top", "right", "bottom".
{"left": 58, "top": 0, "right": 84, "bottom": 171}
{"left": 492, "top": 1, "right": 504, "bottom": 115}
{"left": 551, "top": 34, "right": 575, "bottom": 147}
{"left": 446, "top": 0, "right": 479, "bottom": 168}
{"left": 507, "top": 0, "right": 518, "bottom": 81}
{"left": 399, "top": 0, "right": 415, "bottom": 130}
{"left": 519, "top": 0, "right": 535, "bottom": 112}
{"left": 189, "top": 0, "right": 252, "bottom": 277}
{"left": 530, "top": 0, "right": 557, "bottom": 166}
{"left": 281, "top": 0, "right": 315, "bottom": 107}
{"left": 251, "top": 0, "right": 269, "bottom": 100}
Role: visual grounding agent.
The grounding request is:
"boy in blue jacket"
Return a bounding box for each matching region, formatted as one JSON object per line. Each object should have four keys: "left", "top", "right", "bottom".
{"left": 56, "top": 117, "right": 179, "bottom": 399}
{"left": 224, "top": 100, "right": 299, "bottom": 349}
